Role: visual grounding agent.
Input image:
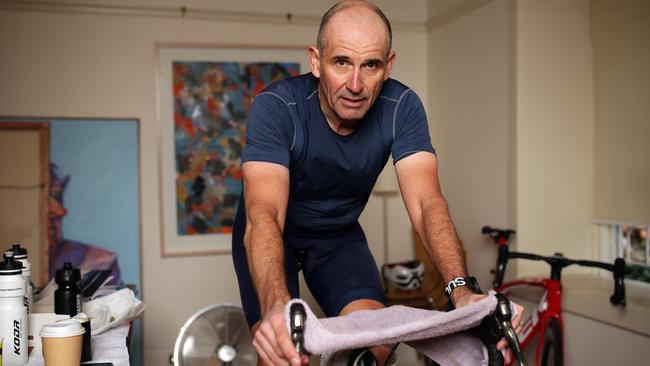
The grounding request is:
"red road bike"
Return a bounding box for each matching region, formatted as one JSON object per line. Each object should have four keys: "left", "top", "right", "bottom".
{"left": 482, "top": 226, "right": 627, "bottom": 366}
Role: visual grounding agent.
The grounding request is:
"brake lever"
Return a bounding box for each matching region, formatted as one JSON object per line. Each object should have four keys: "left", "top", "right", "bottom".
{"left": 464, "top": 293, "right": 527, "bottom": 366}
{"left": 493, "top": 293, "right": 527, "bottom": 366}
{"left": 290, "top": 303, "right": 306, "bottom": 355}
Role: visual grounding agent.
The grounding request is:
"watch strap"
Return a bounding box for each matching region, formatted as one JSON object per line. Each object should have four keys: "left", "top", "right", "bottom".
{"left": 444, "top": 276, "right": 480, "bottom": 298}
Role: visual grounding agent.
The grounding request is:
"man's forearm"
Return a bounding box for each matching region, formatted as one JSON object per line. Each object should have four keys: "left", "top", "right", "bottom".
{"left": 419, "top": 197, "right": 468, "bottom": 284}
{"left": 395, "top": 152, "right": 474, "bottom": 305}
{"left": 245, "top": 213, "right": 290, "bottom": 314}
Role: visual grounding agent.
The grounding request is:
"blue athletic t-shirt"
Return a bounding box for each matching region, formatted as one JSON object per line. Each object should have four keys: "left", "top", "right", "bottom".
{"left": 240, "top": 73, "right": 435, "bottom": 235}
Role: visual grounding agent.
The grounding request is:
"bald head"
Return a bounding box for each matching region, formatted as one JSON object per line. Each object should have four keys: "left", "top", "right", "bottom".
{"left": 317, "top": 0, "right": 392, "bottom": 56}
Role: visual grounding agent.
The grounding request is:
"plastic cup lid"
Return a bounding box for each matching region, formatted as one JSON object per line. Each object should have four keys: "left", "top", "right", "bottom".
{"left": 40, "top": 321, "right": 85, "bottom": 338}
{"left": 69, "top": 315, "right": 90, "bottom": 325}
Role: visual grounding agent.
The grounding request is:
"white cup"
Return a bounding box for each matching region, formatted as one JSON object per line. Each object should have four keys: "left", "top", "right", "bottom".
{"left": 40, "top": 320, "right": 85, "bottom": 366}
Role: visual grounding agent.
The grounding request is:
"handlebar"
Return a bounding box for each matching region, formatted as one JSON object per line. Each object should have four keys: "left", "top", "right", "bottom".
{"left": 289, "top": 297, "right": 528, "bottom": 366}
{"left": 444, "top": 292, "right": 527, "bottom": 366}
{"left": 290, "top": 303, "right": 306, "bottom": 355}
{"left": 483, "top": 226, "right": 627, "bottom": 306}
{"left": 446, "top": 285, "right": 528, "bottom": 366}
{"left": 473, "top": 293, "right": 528, "bottom": 366}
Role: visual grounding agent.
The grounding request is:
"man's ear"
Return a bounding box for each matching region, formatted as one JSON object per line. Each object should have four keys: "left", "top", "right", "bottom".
{"left": 308, "top": 46, "right": 321, "bottom": 78}
{"left": 383, "top": 51, "right": 396, "bottom": 81}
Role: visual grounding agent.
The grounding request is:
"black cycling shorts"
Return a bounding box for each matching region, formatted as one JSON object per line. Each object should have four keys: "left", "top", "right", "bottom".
{"left": 232, "top": 219, "right": 386, "bottom": 328}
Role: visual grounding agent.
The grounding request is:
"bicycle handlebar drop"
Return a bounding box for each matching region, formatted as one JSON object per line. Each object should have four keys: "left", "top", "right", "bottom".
{"left": 471, "top": 293, "right": 528, "bottom": 366}
{"left": 611, "top": 257, "right": 626, "bottom": 306}
{"left": 290, "top": 303, "right": 306, "bottom": 355}
{"left": 494, "top": 293, "right": 527, "bottom": 366}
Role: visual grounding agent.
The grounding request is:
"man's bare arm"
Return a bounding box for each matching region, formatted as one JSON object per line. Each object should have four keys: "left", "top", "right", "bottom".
{"left": 243, "top": 161, "right": 290, "bottom": 311}
{"left": 396, "top": 152, "right": 525, "bottom": 362}
{"left": 242, "top": 161, "right": 304, "bottom": 366}
{"left": 395, "top": 152, "right": 474, "bottom": 305}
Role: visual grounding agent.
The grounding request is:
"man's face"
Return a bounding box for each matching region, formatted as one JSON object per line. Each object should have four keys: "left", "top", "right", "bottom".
{"left": 310, "top": 7, "right": 395, "bottom": 127}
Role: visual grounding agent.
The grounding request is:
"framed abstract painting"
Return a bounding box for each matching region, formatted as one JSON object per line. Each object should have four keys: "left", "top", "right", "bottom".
{"left": 156, "top": 44, "right": 309, "bottom": 256}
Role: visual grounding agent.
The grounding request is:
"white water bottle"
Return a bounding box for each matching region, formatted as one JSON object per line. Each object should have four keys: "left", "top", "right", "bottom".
{"left": 0, "top": 252, "right": 28, "bottom": 365}
{"left": 7, "top": 243, "right": 33, "bottom": 314}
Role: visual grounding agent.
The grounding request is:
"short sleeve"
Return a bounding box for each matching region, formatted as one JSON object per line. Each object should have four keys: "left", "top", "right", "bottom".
{"left": 242, "top": 92, "right": 294, "bottom": 168}
{"left": 391, "top": 90, "right": 436, "bottom": 164}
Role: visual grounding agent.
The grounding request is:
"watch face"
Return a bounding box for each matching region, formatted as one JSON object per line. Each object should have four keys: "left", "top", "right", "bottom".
{"left": 466, "top": 277, "right": 482, "bottom": 294}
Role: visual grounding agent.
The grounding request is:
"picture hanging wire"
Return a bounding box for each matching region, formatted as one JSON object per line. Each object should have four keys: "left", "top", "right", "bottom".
{"left": 180, "top": 6, "right": 187, "bottom": 42}
{"left": 285, "top": 12, "right": 293, "bottom": 44}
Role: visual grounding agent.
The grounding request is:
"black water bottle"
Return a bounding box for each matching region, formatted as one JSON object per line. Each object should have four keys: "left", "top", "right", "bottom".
{"left": 54, "top": 262, "right": 82, "bottom": 316}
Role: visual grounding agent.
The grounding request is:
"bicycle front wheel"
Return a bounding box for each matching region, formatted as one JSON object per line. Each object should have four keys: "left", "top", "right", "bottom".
{"left": 540, "top": 317, "right": 563, "bottom": 366}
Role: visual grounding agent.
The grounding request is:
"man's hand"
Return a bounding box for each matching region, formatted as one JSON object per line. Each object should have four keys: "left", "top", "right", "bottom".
{"left": 452, "top": 288, "right": 525, "bottom": 365}
{"left": 252, "top": 302, "right": 309, "bottom": 366}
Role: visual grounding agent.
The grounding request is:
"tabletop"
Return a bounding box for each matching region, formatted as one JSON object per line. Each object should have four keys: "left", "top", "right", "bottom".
{"left": 25, "top": 324, "right": 130, "bottom": 366}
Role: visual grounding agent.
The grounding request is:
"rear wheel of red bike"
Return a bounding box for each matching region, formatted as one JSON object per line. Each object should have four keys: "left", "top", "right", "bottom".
{"left": 540, "top": 317, "right": 563, "bottom": 366}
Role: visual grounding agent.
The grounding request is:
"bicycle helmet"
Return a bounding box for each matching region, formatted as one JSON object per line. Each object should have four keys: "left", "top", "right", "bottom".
{"left": 382, "top": 260, "right": 425, "bottom": 291}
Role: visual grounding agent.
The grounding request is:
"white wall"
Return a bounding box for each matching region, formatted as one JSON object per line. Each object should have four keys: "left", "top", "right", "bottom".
{"left": 26, "top": 0, "right": 430, "bottom": 24}
{"left": 427, "top": 0, "right": 513, "bottom": 290}
{"left": 515, "top": 0, "right": 595, "bottom": 276}
{"left": 0, "top": 1, "right": 428, "bottom": 364}
{"left": 592, "top": 0, "right": 650, "bottom": 224}
{"left": 428, "top": 0, "right": 650, "bottom": 364}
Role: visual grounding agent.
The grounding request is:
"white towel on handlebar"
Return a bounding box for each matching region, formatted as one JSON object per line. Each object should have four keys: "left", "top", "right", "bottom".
{"left": 285, "top": 293, "right": 503, "bottom": 366}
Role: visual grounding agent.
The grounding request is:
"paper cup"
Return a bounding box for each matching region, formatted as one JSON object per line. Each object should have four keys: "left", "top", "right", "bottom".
{"left": 40, "top": 321, "right": 85, "bottom": 366}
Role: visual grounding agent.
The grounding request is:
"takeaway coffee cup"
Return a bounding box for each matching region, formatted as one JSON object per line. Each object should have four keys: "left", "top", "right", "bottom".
{"left": 40, "top": 320, "right": 85, "bottom": 366}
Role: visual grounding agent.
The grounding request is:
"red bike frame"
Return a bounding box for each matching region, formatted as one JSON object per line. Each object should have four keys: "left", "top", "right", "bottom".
{"left": 483, "top": 226, "right": 626, "bottom": 366}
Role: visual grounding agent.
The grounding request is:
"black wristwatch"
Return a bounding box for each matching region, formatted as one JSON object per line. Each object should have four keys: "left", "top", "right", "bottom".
{"left": 444, "top": 276, "right": 482, "bottom": 298}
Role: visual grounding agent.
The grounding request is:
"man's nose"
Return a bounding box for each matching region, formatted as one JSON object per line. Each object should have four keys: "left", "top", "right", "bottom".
{"left": 346, "top": 69, "right": 364, "bottom": 94}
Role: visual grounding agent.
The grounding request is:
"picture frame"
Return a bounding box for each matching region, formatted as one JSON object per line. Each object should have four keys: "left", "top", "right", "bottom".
{"left": 0, "top": 117, "right": 142, "bottom": 291}
{"left": 156, "top": 44, "right": 310, "bottom": 256}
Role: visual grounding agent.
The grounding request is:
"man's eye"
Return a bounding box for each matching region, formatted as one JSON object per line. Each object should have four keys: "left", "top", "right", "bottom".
{"left": 366, "top": 61, "right": 379, "bottom": 69}
{"left": 335, "top": 59, "right": 348, "bottom": 66}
